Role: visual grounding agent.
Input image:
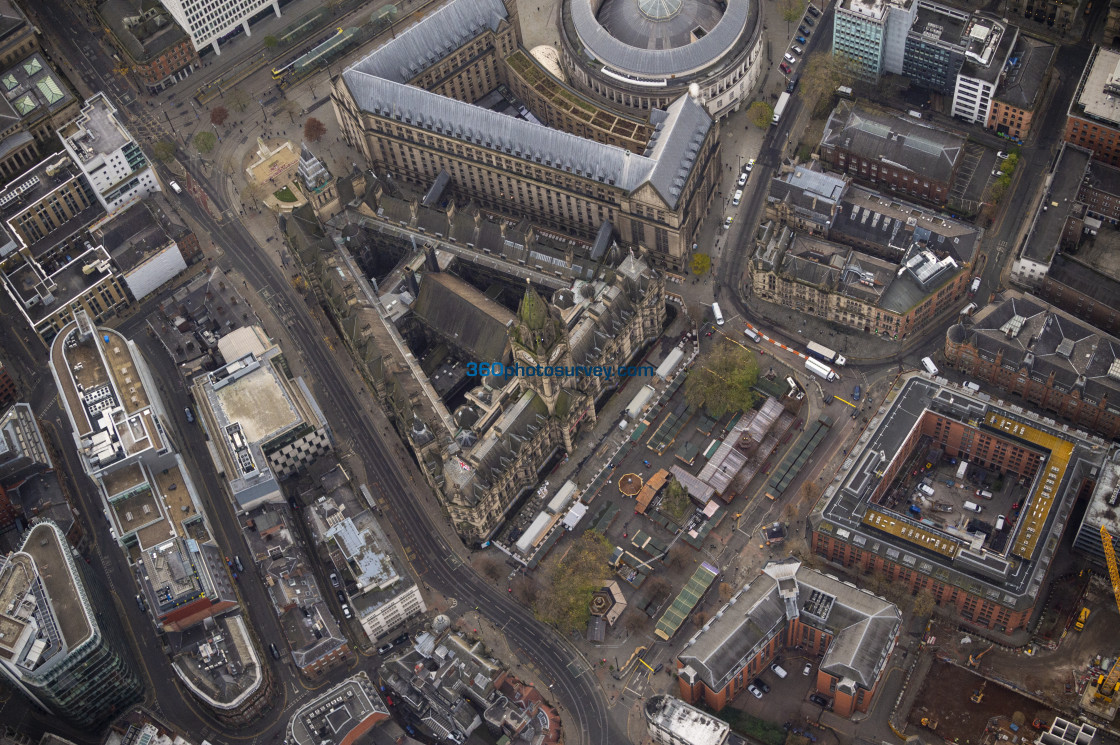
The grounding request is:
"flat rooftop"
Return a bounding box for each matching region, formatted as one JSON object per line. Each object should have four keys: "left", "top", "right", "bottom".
{"left": 4, "top": 245, "right": 116, "bottom": 325}
{"left": 811, "top": 374, "right": 1106, "bottom": 612}
{"left": 59, "top": 93, "right": 129, "bottom": 163}
{"left": 1022, "top": 144, "right": 1091, "bottom": 263}
{"left": 20, "top": 522, "right": 93, "bottom": 650}
{"left": 1073, "top": 46, "right": 1120, "bottom": 127}
{"left": 0, "top": 154, "right": 104, "bottom": 258}
{"left": 288, "top": 673, "right": 388, "bottom": 745}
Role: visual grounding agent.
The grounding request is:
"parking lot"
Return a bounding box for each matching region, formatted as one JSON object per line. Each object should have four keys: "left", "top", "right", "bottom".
{"left": 732, "top": 655, "right": 832, "bottom": 723}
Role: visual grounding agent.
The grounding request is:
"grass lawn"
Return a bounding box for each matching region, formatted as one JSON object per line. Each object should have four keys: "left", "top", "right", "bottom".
{"left": 274, "top": 185, "right": 297, "bottom": 202}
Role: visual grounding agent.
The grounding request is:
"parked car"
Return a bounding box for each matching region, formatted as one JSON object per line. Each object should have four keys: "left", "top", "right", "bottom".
{"left": 336, "top": 589, "right": 347, "bottom": 603}
{"left": 738, "top": 172, "right": 748, "bottom": 187}
{"left": 377, "top": 643, "right": 394, "bottom": 655}
{"left": 796, "top": 35, "right": 808, "bottom": 44}
{"left": 809, "top": 693, "right": 831, "bottom": 708}
{"left": 791, "top": 45, "right": 803, "bottom": 55}
{"left": 784, "top": 52, "right": 798, "bottom": 64}
{"left": 808, "top": 4, "right": 821, "bottom": 16}
{"left": 803, "top": 15, "right": 815, "bottom": 26}
{"left": 752, "top": 677, "right": 770, "bottom": 694}
{"left": 803, "top": 663, "right": 812, "bottom": 676}
{"left": 747, "top": 684, "right": 763, "bottom": 699}
{"left": 135, "top": 594, "right": 147, "bottom": 612}
{"left": 183, "top": 407, "right": 194, "bottom": 423}
{"left": 330, "top": 572, "right": 340, "bottom": 588}
{"left": 853, "top": 384, "right": 861, "bottom": 401}
{"left": 392, "top": 633, "right": 410, "bottom": 646}
{"left": 770, "top": 663, "right": 788, "bottom": 678}
{"left": 723, "top": 216, "right": 734, "bottom": 229}
{"left": 780, "top": 62, "right": 792, "bottom": 74}
{"left": 786, "top": 76, "right": 799, "bottom": 93}
{"left": 233, "top": 555, "right": 244, "bottom": 573}
{"left": 799, "top": 25, "right": 811, "bottom": 35}
{"left": 168, "top": 180, "right": 183, "bottom": 194}
{"left": 745, "top": 158, "right": 755, "bottom": 172}
{"left": 992, "top": 169, "right": 1004, "bottom": 177}
{"left": 341, "top": 604, "right": 352, "bottom": 619}
{"left": 733, "top": 189, "right": 743, "bottom": 206}
{"left": 997, "top": 151, "right": 1009, "bottom": 159}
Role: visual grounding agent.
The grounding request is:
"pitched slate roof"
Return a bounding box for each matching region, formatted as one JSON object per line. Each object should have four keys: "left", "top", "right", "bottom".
{"left": 822, "top": 101, "right": 964, "bottom": 184}
{"left": 340, "top": 0, "right": 713, "bottom": 209}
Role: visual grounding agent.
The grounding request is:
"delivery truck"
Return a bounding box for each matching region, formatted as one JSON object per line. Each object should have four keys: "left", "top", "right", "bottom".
{"left": 805, "top": 357, "right": 838, "bottom": 382}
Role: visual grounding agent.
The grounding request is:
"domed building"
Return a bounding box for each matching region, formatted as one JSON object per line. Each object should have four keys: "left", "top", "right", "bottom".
{"left": 560, "top": 0, "right": 764, "bottom": 119}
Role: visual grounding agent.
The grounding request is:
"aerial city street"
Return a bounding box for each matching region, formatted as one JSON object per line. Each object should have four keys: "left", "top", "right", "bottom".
{"left": 1, "top": 0, "right": 1120, "bottom": 744}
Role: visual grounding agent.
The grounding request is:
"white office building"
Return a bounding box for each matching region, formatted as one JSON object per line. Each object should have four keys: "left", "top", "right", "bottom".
{"left": 57, "top": 93, "right": 159, "bottom": 217}
{"left": 157, "top": 0, "right": 280, "bottom": 56}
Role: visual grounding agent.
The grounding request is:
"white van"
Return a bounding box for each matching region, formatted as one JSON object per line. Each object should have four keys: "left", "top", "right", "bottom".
{"left": 963, "top": 501, "right": 983, "bottom": 513}
{"left": 975, "top": 489, "right": 993, "bottom": 500}
{"left": 921, "top": 357, "right": 939, "bottom": 375}
{"left": 995, "top": 515, "right": 1006, "bottom": 531}
{"left": 917, "top": 483, "right": 935, "bottom": 498}
{"left": 770, "top": 663, "right": 788, "bottom": 679}
{"left": 744, "top": 327, "right": 761, "bottom": 342}
{"left": 713, "top": 302, "right": 725, "bottom": 326}
{"left": 963, "top": 381, "right": 981, "bottom": 392}
{"left": 169, "top": 180, "right": 183, "bottom": 194}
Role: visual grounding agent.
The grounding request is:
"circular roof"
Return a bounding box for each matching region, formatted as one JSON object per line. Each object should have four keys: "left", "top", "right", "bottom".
{"left": 598, "top": 0, "right": 724, "bottom": 51}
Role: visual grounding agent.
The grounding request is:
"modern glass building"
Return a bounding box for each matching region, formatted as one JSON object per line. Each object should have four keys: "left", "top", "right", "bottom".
{"left": 0, "top": 521, "right": 143, "bottom": 729}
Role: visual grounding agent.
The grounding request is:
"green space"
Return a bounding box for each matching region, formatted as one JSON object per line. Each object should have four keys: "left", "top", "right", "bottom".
{"left": 274, "top": 186, "right": 298, "bottom": 202}
{"left": 715, "top": 708, "right": 788, "bottom": 745}
{"left": 691, "top": 253, "right": 711, "bottom": 275}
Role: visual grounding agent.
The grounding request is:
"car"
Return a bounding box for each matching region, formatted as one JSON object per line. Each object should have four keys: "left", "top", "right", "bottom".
{"left": 784, "top": 52, "right": 797, "bottom": 64}
{"left": 746, "top": 158, "right": 755, "bottom": 172}
{"left": 183, "top": 406, "right": 194, "bottom": 423}
{"left": 377, "top": 643, "right": 394, "bottom": 655}
{"left": 853, "top": 384, "right": 861, "bottom": 401}
{"left": 269, "top": 643, "right": 282, "bottom": 660}
{"left": 723, "top": 216, "right": 734, "bottom": 229}
{"left": 738, "top": 172, "right": 748, "bottom": 187}
{"left": 747, "top": 684, "right": 763, "bottom": 699}
{"left": 796, "top": 35, "right": 808, "bottom": 44}
{"left": 780, "top": 62, "right": 791, "bottom": 74}
{"left": 786, "top": 76, "right": 799, "bottom": 93}
{"left": 336, "top": 589, "right": 347, "bottom": 603}
{"left": 803, "top": 663, "right": 812, "bottom": 676}
{"left": 799, "top": 25, "right": 811, "bottom": 35}
{"left": 996, "top": 151, "right": 1009, "bottom": 159}
{"left": 233, "top": 555, "right": 244, "bottom": 573}
{"left": 330, "top": 572, "right": 340, "bottom": 588}
{"left": 341, "top": 604, "right": 352, "bottom": 619}
{"left": 135, "top": 594, "right": 147, "bottom": 612}
{"left": 791, "top": 45, "right": 803, "bottom": 55}
{"left": 392, "top": 633, "right": 410, "bottom": 646}
{"left": 803, "top": 15, "right": 815, "bottom": 26}
{"left": 732, "top": 189, "right": 743, "bottom": 206}
{"left": 992, "top": 169, "right": 1003, "bottom": 177}
{"left": 808, "top": 4, "right": 821, "bottom": 16}
{"left": 809, "top": 693, "right": 831, "bottom": 708}
{"left": 168, "top": 180, "right": 182, "bottom": 194}
{"left": 752, "top": 677, "right": 770, "bottom": 694}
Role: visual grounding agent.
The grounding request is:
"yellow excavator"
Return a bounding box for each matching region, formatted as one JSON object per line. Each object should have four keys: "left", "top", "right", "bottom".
{"left": 1095, "top": 525, "right": 1120, "bottom": 701}
{"left": 969, "top": 644, "right": 994, "bottom": 667}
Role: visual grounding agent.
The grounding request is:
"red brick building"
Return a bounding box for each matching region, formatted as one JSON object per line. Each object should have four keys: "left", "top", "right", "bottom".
{"left": 820, "top": 101, "right": 965, "bottom": 205}
{"left": 985, "top": 35, "right": 1054, "bottom": 142}
{"left": 100, "top": 0, "right": 199, "bottom": 94}
{"left": 946, "top": 292, "right": 1120, "bottom": 440}
{"left": 1065, "top": 46, "right": 1120, "bottom": 169}
{"left": 676, "top": 559, "right": 900, "bottom": 718}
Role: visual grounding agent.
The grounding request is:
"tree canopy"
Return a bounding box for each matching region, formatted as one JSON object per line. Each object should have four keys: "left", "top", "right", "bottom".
{"left": 304, "top": 116, "right": 327, "bottom": 142}
{"left": 533, "top": 530, "right": 613, "bottom": 634}
{"left": 152, "top": 140, "right": 177, "bottom": 162}
{"left": 749, "top": 101, "right": 774, "bottom": 129}
{"left": 684, "top": 338, "right": 760, "bottom": 417}
{"left": 210, "top": 106, "right": 229, "bottom": 127}
{"left": 193, "top": 131, "right": 217, "bottom": 154}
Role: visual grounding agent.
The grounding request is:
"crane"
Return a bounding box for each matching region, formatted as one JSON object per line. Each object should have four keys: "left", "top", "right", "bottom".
{"left": 969, "top": 644, "right": 994, "bottom": 667}
{"left": 1096, "top": 524, "right": 1120, "bottom": 700}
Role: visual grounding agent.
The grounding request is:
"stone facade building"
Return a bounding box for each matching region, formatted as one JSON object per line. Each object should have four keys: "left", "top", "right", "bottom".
{"left": 332, "top": 0, "right": 720, "bottom": 271}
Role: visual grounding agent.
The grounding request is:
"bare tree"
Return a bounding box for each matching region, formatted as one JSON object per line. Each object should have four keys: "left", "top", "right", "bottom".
{"left": 667, "top": 544, "right": 692, "bottom": 571}
{"left": 304, "top": 117, "right": 327, "bottom": 143}
{"left": 623, "top": 612, "right": 645, "bottom": 635}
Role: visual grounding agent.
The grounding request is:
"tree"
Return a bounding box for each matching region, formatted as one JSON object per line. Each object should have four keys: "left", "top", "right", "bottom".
{"left": 912, "top": 588, "right": 937, "bottom": 618}
{"left": 152, "top": 140, "right": 177, "bottom": 162}
{"left": 477, "top": 557, "right": 504, "bottom": 582}
{"left": 693, "top": 610, "right": 711, "bottom": 627}
{"left": 749, "top": 101, "right": 774, "bottom": 129}
{"left": 226, "top": 87, "right": 251, "bottom": 113}
{"left": 780, "top": 0, "right": 803, "bottom": 31}
{"left": 667, "top": 543, "right": 692, "bottom": 572}
{"left": 684, "top": 339, "right": 760, "bottom": 418}
{"left": 278, "top": 99, "right": 301, "bottom": 124}
{"left": 241, "top": 182, "right": 266, "bottom": 210}
{"left": 623, "top": 611, "right": 645, "bottom": 635}
{"left": 533, "top": 530, "right": 613, "bottom": 634}
{"left": 304, "top": 116, "right": 327, "bottom": 143}
{"left": 691, "top": 253, "right": 711, "bottom": 275}
{"left": 210, "top": 105, "right": 229, "bottom": 127}
{"left": 193, "top": 131, "right": 217, "bottom": 154}
{"left": 800, "top": 53, "right": 860, "bottom": 116}
{"left": 263, "top": 34, "right": 279, "bottom": 49}
{"left": 660, "top": 479, "right": 692, "bottom": 523}
{"left": 718, "top": 582, "right": 735, "bottom": 602}
{"left": 511, "top": 576, "right": 539, "bottom": 606}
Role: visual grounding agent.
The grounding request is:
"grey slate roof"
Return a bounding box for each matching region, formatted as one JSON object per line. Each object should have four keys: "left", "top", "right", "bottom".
{"left": 567, "top": 0, "right": 756, "bottom": 77}
{"left": 347, "top": 0, "right": 509, "bottom": 83}
{"left": 677, "top": 558, "right": 900, "bottom": 694}
{"left": 412, "top": 272, "right": 514, "bottom": 363}
{"left": 994, "top": 34, "right": 1054, "bottom": 110}
{"left": 342, "top": 60, "right": 712, "bottom": 209}
{"left": 822, "top": 101, "right": 964, "bottom": 184}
